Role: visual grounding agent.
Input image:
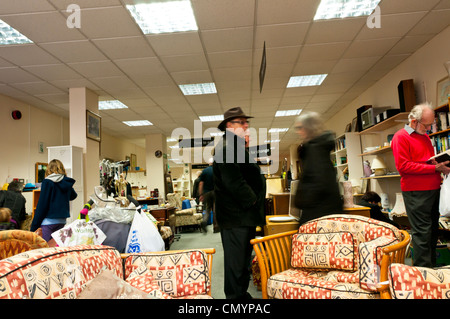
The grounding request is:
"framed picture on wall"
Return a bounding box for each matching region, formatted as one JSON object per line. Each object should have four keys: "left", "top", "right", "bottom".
{"left": 86, "top": 110, "right": 101, "bottom": 142}
{"left": 436, "top": 76, "right": 450, "bottom": 106}
{"left": 130, "top": 154, "right": 137, "bottom": 169}
{"left": 351, "top": 117, "right": 358, "bottom": 132}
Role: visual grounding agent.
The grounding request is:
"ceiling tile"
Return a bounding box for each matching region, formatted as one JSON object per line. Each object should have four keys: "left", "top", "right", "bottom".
{"left": 305, "top": 18, "right": 366, "bottom": 44}
{"left": 0, "top": 12, "right": 85, "bottom": 43}
{"left": 387, "top": 34, "right": 435, "bottom": 54}
{"left": 23, "top": 64, "right": 83, "bottom": 81}
{"left": 356, "top": 12, "right": 427, "bottom": 40}
{"left": 407, "top": 9, "right": 450, "bottom": 35}
{"left": 0, "top": 67, "right": 41, "bottom": 83}
{"left": 201, "top": 27, "right": 254, "bottom": 53}
{"left": 0, "top": 44, "right": 59, "bottom": 66}
{"left": 192, "top": 0, "right": 255, "bottom": 30}
{"left": 47, "top": 0, "right": 122, "bottom": 9}
{"left": 160, "top": 53, "right": 209, "bottom": 73}
{"left": 10, "top": 81, "right": 64, "bottom": 95}
{"left": 92, "top": 36, "right": 156, "bottom": 60}
{"left": 147, "top": 32, "right": 204, "bottom": 56}
{"left": 379, "top": 0, "right": 441, "bottom": 14}
{"left": 171, "top": 70, "right": 213, "bottom": 84}
{"left": 343, "top": 37, "right": 401, "bottom": 58}
{"left": 257, "top": 0, "right": 318, "bottom": 25}
{"left": 40, "top": 40, "right": 108, "bottom": 63}
{"left": 207, "top": 50, "right": 253, "bottom": 68}
{"left": 68, "top": 60, "right": 124, "bottom": 78}
{"left": 255, "top": 23, "right": 309, "bottom": 48}
{"left": 299, "top": 42, "right": 350, "bottom": 62}
{"left": 62, "top": 6, "right": 142, "bottom": 39}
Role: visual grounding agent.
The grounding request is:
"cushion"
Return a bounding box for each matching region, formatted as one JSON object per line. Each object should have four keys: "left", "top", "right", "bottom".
{"left": 291, "top": 232, "right": 358, "bottom": 271}
{"left": 299, "top": 214, "right": 402, "bottom": 242}
{"left": 389, "top": 264, "right": 450, "bottom": 299}
{"left": 359, "top": 236, "right": 399, "bottom": 292}
{"left": 0, "top": 245, "right": 122, "bottom": 299}
{"left": 267, "top": 268, "right": 378, "bottom": 299}
{"left": 123, "top": 249, "right": 210, "bottom": 298}
{"left": 77, "top": 268, "right": 155, "bottom": 299}
{"left": 126, "top": 265, "right": 172, "bottom": 299}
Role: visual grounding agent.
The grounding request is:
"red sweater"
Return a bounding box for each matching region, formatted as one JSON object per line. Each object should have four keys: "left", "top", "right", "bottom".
{"left": 391, "top": 127, "right": 441, "bottom": 191}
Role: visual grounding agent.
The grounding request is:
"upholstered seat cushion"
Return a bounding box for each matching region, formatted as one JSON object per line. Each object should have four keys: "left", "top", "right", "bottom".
{"left": 267, "top": 268, "right": 378, "bottom": 299}
{"left": 123, "top": 249, "right": 211, "bottom": 298}
{"left": 0, "top": 245, "right": 122, "bottom": 299}
{"left": 0, "top": 230, "right": 48, "bottom": 259}
{"left": 388, "top": 264, "right": 450, "bottom": 299}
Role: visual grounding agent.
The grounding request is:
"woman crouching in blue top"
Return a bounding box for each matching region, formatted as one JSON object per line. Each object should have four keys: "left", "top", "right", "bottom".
{"left": 31, "top": 159, "right": 77, "bottom": 241}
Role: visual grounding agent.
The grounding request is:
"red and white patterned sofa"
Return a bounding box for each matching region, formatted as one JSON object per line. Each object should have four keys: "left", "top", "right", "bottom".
{"left": 251, "top": 214, "right": 410, "bottom": 299}
{"left": 0, "top": 245, "right": 214, "bottom": 299}
{"left": 388, "top": 263, "right": 450, "bottom": 299}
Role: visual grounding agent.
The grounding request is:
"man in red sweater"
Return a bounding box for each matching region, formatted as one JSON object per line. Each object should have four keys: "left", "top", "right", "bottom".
{"left": 392, "top": 103, "right": 450, "bottom": 267}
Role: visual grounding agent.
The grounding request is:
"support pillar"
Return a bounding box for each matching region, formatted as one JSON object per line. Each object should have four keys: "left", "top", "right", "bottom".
{"left": 145, "top": 133, "right": 167, "bottom": 199}
{"left": 69, "top": 87, "right": 99, "bottom": 204}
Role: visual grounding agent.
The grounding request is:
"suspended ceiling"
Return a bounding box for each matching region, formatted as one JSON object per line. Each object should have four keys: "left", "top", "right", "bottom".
{"left": 0, "top": 0, "right": 449, "bottom": 158}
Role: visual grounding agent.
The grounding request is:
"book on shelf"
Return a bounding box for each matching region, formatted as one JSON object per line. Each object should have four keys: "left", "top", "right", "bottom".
{"left": 428, "top": 149, "right": 450, "bottom": 164}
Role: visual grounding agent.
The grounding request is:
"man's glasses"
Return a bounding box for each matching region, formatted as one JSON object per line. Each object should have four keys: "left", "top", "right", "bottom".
{"left": 230, "top": 120, "right": 249, "bottom": 125}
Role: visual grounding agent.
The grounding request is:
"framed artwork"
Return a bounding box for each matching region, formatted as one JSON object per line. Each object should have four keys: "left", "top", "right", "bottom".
{"left": 130, "top": 153, "right": 137, "bottom": 168}
{"left": 86, "top": 110, "right": 101, "bottom": 142}
{"left": 35, "top": 162, "right": 47, "bottom": 183}
{"left": 345, "top": 123, "right": 352, "bottom": 132}
{"left": 351, "top": 117, "right": 358, "bottom": 132}
{"left": 436, "top": 76, "right": 450, "bottom": 107}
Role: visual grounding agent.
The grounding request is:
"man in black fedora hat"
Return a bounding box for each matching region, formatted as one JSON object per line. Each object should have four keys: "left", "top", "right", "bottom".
{"left": 213, "top": 107, "right": 266, "bottom": 299}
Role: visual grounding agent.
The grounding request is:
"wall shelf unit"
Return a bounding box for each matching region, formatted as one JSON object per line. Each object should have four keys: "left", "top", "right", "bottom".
{"left": 358, "top": 112, "right": 409, "bottom": 134}
{"left": 332, "top": 132, "right": 363, "bottom": 185}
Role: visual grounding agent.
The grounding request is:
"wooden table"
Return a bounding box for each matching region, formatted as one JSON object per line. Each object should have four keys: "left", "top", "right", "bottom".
{"left": 149, "top": 207, "right": 176, "bottom": 234}
{"left": 343, "top": 205, "right": 371, "bottom": 218}
{"left": 264, "top": 215, "right": 299, "bottom": 236}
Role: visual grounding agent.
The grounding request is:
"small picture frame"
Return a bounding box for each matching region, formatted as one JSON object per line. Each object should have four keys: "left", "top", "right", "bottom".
{"left": 86, "top": 110, "right": 101, "bottom": 142}
{"left": 351, "top": 117, "right": 358, "bottom": 132}
{"left": 436, "top": 76, "right": 450, "bottom": 107}
{"left": 345, "top": 123, "right": 352, "bottom": 132}
{"left": 130, "top": 154, "right": 137, "bottom": 168}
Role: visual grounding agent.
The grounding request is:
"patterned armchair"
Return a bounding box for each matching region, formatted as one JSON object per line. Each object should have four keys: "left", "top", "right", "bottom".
{"left": 387, "top": 263, "right": 450, "bottom": 299}
{"left": 167, "top": 193, "right": 202, "bottom": 233}
{"left": 251, "top": 214, "right": 410, "bottom": 299}
{"left": 0, "top": 229, "right": 48, "bottom": 259}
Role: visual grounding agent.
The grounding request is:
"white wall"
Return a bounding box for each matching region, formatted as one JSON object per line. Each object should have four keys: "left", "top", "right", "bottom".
{"left": 0, "top": 94, "right": 145, "bottom": 213}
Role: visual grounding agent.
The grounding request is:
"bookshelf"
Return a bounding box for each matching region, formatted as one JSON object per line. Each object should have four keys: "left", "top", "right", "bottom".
{"left": 429, "top": 101, "right": 450, "bottom": 155}
{"left": 332, "top": 132, "right": 363, "bottom": 186}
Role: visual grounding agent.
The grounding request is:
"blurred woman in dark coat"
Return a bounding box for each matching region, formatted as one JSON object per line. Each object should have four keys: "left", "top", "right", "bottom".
{"left": 294, "top": 112, "right": 342, "bottom": 225}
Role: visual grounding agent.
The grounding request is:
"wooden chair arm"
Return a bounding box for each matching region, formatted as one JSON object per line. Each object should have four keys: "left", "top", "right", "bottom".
{"left": 250, "top": 230, "right": 298, "bottom": 299}
{"left": 378, "top": 230, "right": 411, "bottom": 299}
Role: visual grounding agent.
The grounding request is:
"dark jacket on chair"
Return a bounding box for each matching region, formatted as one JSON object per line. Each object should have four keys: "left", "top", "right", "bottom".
{"left": 295, "top": 131, "right": 343, "bottom": 225}
{"left": 213, "top": 131, "right": 266, "bottom": 229}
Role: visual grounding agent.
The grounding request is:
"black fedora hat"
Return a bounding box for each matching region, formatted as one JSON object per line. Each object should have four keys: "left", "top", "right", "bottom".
{"left": 218, "top": 107, "right": 253, "bottom": 131}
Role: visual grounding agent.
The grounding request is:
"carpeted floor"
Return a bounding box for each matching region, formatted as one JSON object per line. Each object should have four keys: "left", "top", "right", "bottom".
{"left": 169, "top": 225, "right": 262, "bottom": 299}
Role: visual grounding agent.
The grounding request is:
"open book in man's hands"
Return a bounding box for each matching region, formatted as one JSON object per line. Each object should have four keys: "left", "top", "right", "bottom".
{"left": 428, "top": 149, "right": 450, "bottom": 164}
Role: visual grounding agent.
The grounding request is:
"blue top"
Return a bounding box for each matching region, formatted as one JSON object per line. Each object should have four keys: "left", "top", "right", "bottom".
{"left": 30, "top": 174, "right": 77, "bottom": 232}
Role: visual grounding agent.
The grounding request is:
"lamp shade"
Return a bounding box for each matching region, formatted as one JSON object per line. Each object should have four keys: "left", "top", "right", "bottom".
{"left": 391, "top": 192, "right": 407, "bottom": 216}
{"left": 371, "top": 157, "right": 387, "bottom": 176}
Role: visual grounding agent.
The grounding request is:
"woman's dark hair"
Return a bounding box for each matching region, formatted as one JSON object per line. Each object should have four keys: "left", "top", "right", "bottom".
{"left": 361, "top": 191, "right": 381, "bottom": 203}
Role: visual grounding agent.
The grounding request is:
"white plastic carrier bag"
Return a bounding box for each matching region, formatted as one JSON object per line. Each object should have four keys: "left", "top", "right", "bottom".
{"left": 125, "top": 211, "right": 165, "bottom": 253}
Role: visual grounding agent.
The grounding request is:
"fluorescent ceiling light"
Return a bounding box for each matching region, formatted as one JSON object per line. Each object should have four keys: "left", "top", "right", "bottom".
{"left": 126, "top": 0, "right": 198, "bottom": 34}
{"left": 167, "top": 137, "right": 177, "bottom": 142}
{"left": 265, "top": 139, "right": 280, "bottom": 143}
{"left": 179, "top": 83, "right": 217, "bottom": 95}
{"left": 0, "top": 19, "right": 32, "bottom": 45}
{"left": 314, "top": 0, "right": 381, "bottom": 20}
{"left": 269, "top": 128, "right": 289, "bottom": 133}
{"left": 275, "top": 109, "right": 302, "bottom": 117}
{"left": 123, "top": 120, "right": 153, "bottom": 126}
{"left": 199, "top": 115, "right": 224, "bottom": 122}
{"left": 287, "top": 74, "right": 327, "bottom": 88}
{"left": 99, "top": 100, "right": 128, "bottom": 110}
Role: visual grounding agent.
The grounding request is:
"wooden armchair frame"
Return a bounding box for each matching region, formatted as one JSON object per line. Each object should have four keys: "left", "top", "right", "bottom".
{"left": 250, "top": 229, "right": 411, "bottom": 299}
{"left": 121, "top": 248, "right": 215, "bottom": 296}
